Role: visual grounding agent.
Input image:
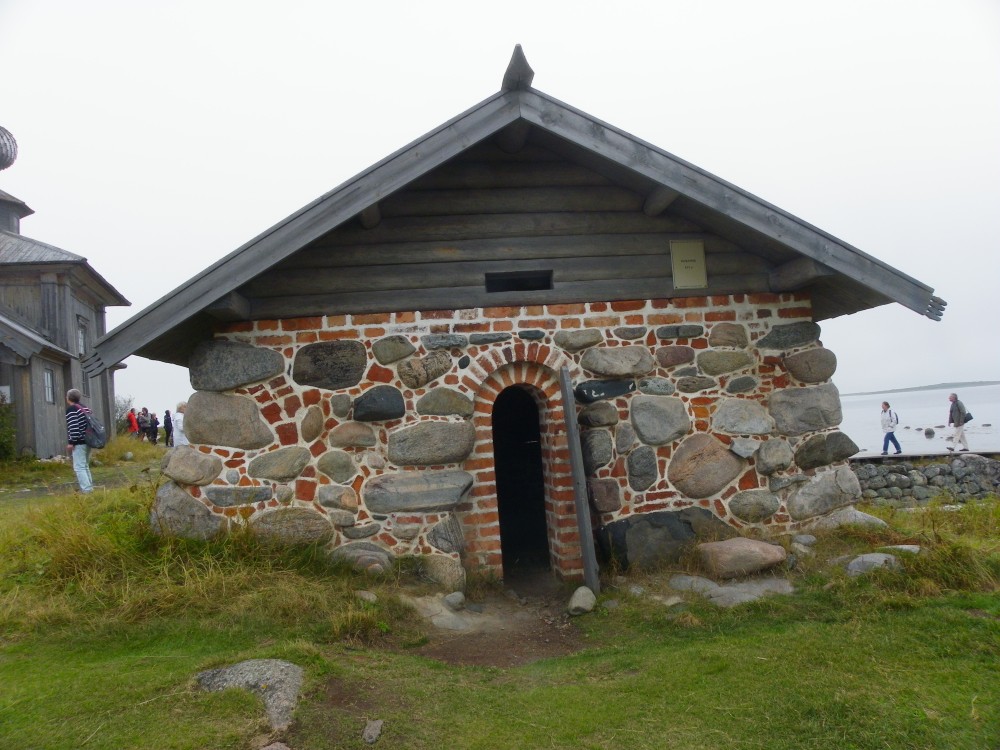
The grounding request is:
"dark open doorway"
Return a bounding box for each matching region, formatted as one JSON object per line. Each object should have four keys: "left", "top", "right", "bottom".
{"left": 492, "top": 386, "right": 550, "bottom": 579}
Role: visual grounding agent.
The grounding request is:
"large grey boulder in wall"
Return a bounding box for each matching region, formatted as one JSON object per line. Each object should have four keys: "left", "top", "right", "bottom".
{"left": 667, "top": 433, "right": 744, "bottom": 498}
{"left": 292, "top": 341, "right": 367, "bottom": 390}
{"left": 184, "top": 391, "right": 274, "bottom": 450}
{"left": 580, "top": 346, "right": 656, "bottom": 377}
{"left": 786, "top": 466, "right": 862, "bottom": 520}
{"left": 597, "top": 508, "right": 735, "bottom": 569}
{"left": 630, "top": 396, "right": 689, "bottom": 445}
{"left": 161, "top": 446, "right": 223, "bottom": 486}
{"left": 364, "top": 470, "right": 474, "bottom": 514}
{"left": 150, "top": 482, "right": 226, "bottom": 540}
{"left": 188, "top": 340, "right": 285, "bottom": 392}
{"left": 387, "top": 421, "right": 476, "bottom": 466}
{"left": 768, "top": 383, "right": 843, "bottom": 437}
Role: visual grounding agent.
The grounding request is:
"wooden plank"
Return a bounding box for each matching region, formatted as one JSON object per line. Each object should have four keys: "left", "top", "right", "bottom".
{"left": 407, "top": 161, "right": 613, "bottom": 190}
{"left": 204, "top": 291, "right": 251, "bottom": 321}
{"left": 320, "top": 211, "right": 703, "bottom": 246}
{"left": 287, "top": 233, "right": 741, "bottom": 269}
{"left": 243, "top": 253, "right": 673, "bottom": 297}
{"left": 559, "top": 366, "right": 600, "bottom": 593}
{"left": 768, "top": 257, "right": 835, "bottom": 291}
{"left": 379, "top": 186, "right": 644, "bottom": 217}
{"left": 495, "top": 121, "right": 532, "bottom": 153}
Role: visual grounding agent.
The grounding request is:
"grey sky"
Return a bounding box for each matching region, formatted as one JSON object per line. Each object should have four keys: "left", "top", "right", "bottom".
{"left": 2, "top": 0, "right": 998, "bottom": 411}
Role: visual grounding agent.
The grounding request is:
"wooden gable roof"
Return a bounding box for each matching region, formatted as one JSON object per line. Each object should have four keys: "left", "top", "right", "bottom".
{"left": 85, "top": 47, "right": 945, "bottom": 375}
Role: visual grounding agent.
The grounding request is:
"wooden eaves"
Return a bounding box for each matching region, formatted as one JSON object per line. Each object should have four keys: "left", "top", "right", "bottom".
{"left": 84, "top": 46, "right": 945, "bottom": 375}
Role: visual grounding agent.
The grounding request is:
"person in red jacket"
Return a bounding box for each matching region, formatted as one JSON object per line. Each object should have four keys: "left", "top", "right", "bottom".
{"left": 127, "top": 408, "right": 139, "bottom": 438}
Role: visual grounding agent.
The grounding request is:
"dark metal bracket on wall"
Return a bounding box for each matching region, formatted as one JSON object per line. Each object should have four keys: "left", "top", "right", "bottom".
{"left": 559, "top": 366, "right": 600, "bottom": 593}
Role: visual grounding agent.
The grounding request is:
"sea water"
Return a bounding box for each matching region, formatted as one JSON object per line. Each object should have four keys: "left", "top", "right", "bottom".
{"left": 837, "top": 383, "right": 1000, "bottom": 457}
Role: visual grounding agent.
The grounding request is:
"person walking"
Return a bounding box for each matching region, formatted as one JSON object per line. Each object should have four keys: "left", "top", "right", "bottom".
{"left": 163, "top": 409, "right": 173, "bottom": 447}
{"left": 148, "top": 412, "right": 160, "bottom": 444}
{"left": 137, "top": 408, "right": 150, "bottom": 442}
{"left": 65, "top": 388, "right": 94, "bottom": 493}
{"left": 880, "top": 401, "right": 902, "bottom": 456}
{"left": 172, "top": 402, "right": 189, "bottom": 447}
{"left": 947, "top": 393, "right": 970, "bottom": 452}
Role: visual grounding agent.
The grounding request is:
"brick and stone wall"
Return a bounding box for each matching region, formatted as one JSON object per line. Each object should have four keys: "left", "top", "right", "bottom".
{"left": 153, "top": 292, "right": 861, "bottom": 583}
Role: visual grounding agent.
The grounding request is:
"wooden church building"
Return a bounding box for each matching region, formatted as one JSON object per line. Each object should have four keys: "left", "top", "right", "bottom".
{"left": 87, "top": 48, "right": 945, "bottom": 586}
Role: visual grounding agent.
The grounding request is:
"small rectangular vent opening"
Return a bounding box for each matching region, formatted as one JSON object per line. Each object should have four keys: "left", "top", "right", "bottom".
{"left": 485, "top": 270, "right": 553, "bottom": 293}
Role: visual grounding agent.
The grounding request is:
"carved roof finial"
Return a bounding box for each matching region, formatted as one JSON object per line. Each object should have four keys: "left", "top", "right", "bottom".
{"left": 501, "top": 45, "right": 534, "bottom": 92}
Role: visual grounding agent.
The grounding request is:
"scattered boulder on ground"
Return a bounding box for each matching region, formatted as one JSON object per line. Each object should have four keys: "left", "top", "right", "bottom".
{"left": 196, "top": 659, "right": 304, "bottom": 730}
{"left": 696, "top": 537, "right": 787, "bottom": 579}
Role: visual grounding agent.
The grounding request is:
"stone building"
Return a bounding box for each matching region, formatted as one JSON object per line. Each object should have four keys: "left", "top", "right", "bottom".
{"left": 86, "top": 49, "right": 945, "bottom": 586}
{"left": 0, "top": 126, "right": 129, "bottom": 458}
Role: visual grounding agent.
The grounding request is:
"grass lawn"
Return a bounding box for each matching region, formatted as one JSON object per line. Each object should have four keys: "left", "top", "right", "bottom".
{"left": 0, "top": 457, "right": 997, "bottom": 749}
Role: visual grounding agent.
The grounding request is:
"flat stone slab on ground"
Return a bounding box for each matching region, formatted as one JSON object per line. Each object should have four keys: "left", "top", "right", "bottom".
{"left": 196, "top": 659, "right": 304, "bottom": 730}
{"left": 667, "top": 574, "right": 794, "bottom": 608}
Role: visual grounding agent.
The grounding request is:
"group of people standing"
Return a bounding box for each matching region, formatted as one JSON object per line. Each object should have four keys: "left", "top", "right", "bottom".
{"left": 879, "top": 392, "right": 971, "bottom": 456}
{"left": 126, "top": 403, "right": 188, "bottom": 447}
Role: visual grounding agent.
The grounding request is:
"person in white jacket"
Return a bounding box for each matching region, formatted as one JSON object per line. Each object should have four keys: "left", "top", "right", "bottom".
{"left": 172, "top": 402, "right": 190, "bottom": 447}
{"left": 880, "top": 401, "right": 901, "bottom": 456}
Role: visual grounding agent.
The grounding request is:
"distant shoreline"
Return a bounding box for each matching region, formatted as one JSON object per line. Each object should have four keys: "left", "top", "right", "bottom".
{"left": 843, "top": 381, "right": 1000, "bottom": 397}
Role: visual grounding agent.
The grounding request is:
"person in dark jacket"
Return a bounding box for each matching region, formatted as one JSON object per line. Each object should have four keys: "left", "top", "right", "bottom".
{"left": 148, "top": 412, "right": 160, "bottom": 444}
{"left": 65, "top": 388, "right": 94, "bottom": 493}
{"left": 947, "top": 393, "right": 970, "bottom": 452}
{"left": 163, "top": 410, "right": 173, "bottom": 447}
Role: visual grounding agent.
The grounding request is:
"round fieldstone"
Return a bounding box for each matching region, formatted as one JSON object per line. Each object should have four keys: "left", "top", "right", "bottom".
{"left": 248, "top": 447, "right": 311, "bottom": 482}
{"left": 397, "top": 351, "right": 452, "bottom": 389}
{"left": 554, "top": 329, "right": 603, "bottom": 352}
{"left": 292, "top": 341, "right": 366, "bottom": 390}
{"left": 372, "top": 335, "right": 416, "bottom": 364}
{"left": 794, "top": 431, "right": 860, "bottom": 470}
{"left": 581, "top": 346, "right": 656, "bottom": 377}
{"left": 697, "top": 537, "right": 786, "bottom": 578}
{"left": 597, "top": 507, "right": 734, "bottom": 569}
{"left": 161, "top": 445, "right": 223, "bottom": 486}
{"left": 365, "top": 470, "right": 475, "bottom": 514}
{"left": 428, "top": 516, "right": 465, "bottom": 554}
{"left": 708, "top": 323, "right": 748, "bottom": 348}
{"left": 316, "top": 483, "right": 359, "bottom": 511}
{"left": 188, "top": 340, "right": 285, "bottom": 392}
{"left": 581, "top": 430, "right": 613, "bottom": 474}
{"left": 756, "top": 439, "right": 793, "bottom": 475}
{"left": 726, "top": 375, "right": 758, "bottom": 394}
{"left": 729, "top": 437, "right": 761, "bottom": 458}
{"left": 638, "top": 377, "right": 675, "bottom": 395}
{"left": 330, "top": 542, "right": 394, "bottom": 573}
{"left": 768, "top": 383, "right": 843, "bottom": 436}
{"left": 786, "top": 466, "right": 862, "bottom": 520}
{"left": 316, "top": 449, "right": 357, "bottom": 483}
{"left": 729, "top": 489, "right": 780, "bottom": 522}
{"left": 627, "top": 446, "right": 658, "bottom": 491}
{"left": 330, "top": 394, "right": 352, "bottom": 418}
{"left": 249, "top": 506, "right": 333, "bottom": 544}
{"left": 614, "top": 326, "right": 647, "bottom": 340}
{"left": 387, "top": 421, "right": 475, "bottom": 465}
{"left": 756, "top": 322, "right": 821, "bottom": 351}
{"left": 150, "top": 482, "right": 226, "bottom": 540}
{"left": 696, "top": 350, "right": 754, "bottom": 376}
{"left": 203, "top": 485, "right": 273, "bottom": 507}
{"left": 676, "top": 375, "right": 717, "bottom": 393}
{"left": 328, "top": 422, "right": 377, "bottom": 448}
{"left": 353, "top": 385, "right": 405, "bottom": 422}
{"left": 185, "top": 391, "right": 273, "bottom": 450}
{"left": 655, "top": 345, "right": 695, "bottom": 368}
{"left": 615, "top": 423, "right": 637, "bottom": 453}
{"left": 783, "top": 348, "right": 837, "bottom": 383}
{"left": 668, "top": 433, "right": 744, "bottom": 498}
{"left": 712, "top": 398, "right": 775, "bottom": 435}
{"left": 422, "top": 555, "right": 466, "bottom": 591}
{"left": 417, "top": 388, "right": 475, "bottom": 418}
{"left": 656, "top": 324, "right": 704, "bottom": 339}
{"left": 579, "top": 401, "right": 619, "bottom": 427}
{"left": 300, "top": 406, "right": 324, "bottom": 443}
{"left": 630, "top": 396, "right": 689, "bottom": 445}
{"left": 588, "top": 478, "right": 622, "bottom": 512}
{"left": 469, "top": 332, "right": 512, "bottom": 345}
{"left": 422, "top": 333, "right": 468, "bottom": 350}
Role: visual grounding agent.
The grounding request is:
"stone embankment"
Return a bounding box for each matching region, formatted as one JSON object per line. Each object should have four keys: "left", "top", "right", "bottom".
{"left": 851, "top": 453, "right": 1000, "bottom": 505}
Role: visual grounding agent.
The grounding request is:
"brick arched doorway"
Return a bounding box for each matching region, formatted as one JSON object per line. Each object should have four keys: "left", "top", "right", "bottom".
{"left": 460, "top": 344, "right": 584, "bottom": 582}
{"left": 493, "top": 385, "right": 550, "bottom": 577}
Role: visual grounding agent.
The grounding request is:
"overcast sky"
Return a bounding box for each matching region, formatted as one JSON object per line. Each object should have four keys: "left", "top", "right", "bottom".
{"left": 2, "top": 0, "right": 998, "bottom": 411}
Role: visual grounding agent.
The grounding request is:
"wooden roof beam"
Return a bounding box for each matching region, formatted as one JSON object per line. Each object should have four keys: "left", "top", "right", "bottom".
{"left": 359, "top": 203, "right": 381, "bottom": 229}
{"left": 204, "top": 291, "right": 251, "bottom": 321}
{"left": 643, "top": 186, "right": 680, "bottom": 216}
{"left": 769, "top": 257, "right": 835, "bottom": 292}
{"left": 495, "top": 120, "right": 532, "bottom": 153}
